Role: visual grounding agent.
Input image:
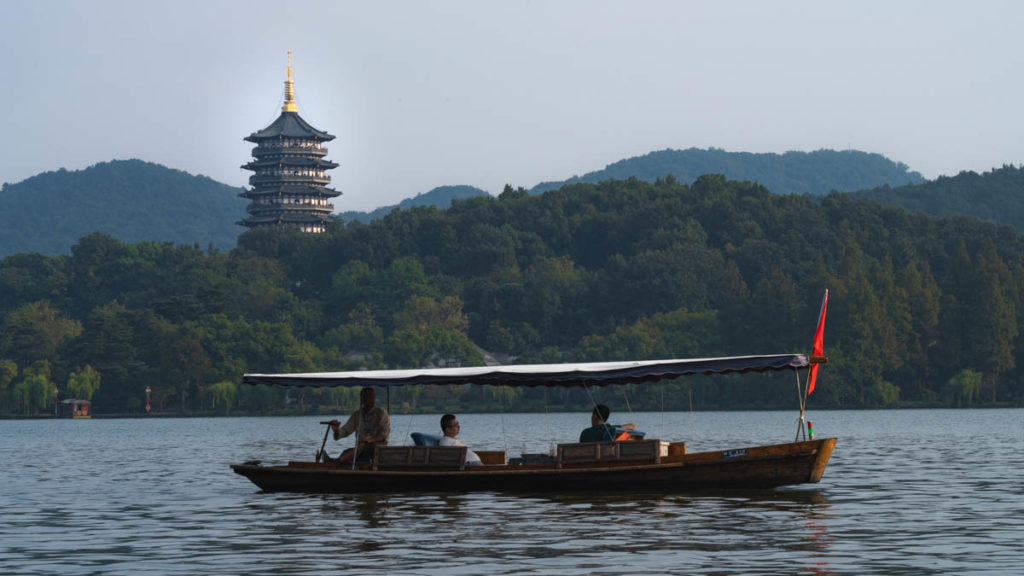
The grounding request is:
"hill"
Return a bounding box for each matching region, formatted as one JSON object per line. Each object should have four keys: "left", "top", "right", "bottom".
{"left": 0, "top": 148, "right": 924, "bottom": 253}
{"left": 5, "top": 174, "right": 1024, "bottom": 414}
{"left": 0, "top": 159, "right": 247, "bottom": 257}
{"left": 529, "top": 148, "right": 925, "bottom": 196}
{"left": 338, "top": 185, "right": 490, "bottom": 224}
{"left": 850, "top": 165, "right": 1024, "bottom": 231}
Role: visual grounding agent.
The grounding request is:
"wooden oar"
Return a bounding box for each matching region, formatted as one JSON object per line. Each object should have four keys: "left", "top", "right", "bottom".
{"left": 317, "top": 420, "right": 335, "bottom": 462}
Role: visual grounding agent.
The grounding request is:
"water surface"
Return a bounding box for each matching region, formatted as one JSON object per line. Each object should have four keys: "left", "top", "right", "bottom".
{"left": 2, "top": 409, "right": 1021, "bottom": 575}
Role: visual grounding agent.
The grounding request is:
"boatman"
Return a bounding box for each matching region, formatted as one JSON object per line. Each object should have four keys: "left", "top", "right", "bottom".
{"left": 326, "top": 387, "right": 390, "bottom": 464}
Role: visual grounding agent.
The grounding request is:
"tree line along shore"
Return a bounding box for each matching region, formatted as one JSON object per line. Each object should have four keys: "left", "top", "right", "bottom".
{"left": 2, "top": 175, "right": 1023, "bottom": 416}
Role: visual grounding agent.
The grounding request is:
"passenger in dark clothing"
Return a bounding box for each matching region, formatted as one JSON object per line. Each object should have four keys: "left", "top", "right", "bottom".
{"left": 579, "top": 404, "right": 637, "bottom": 442}
{"left": 579, "top": 404, "right": 614, "bottom": 442}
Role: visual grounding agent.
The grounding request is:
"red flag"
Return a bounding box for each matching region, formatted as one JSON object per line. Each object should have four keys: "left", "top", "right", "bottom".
{"left": 808, "top": 289, "right": 828, "bottom": 395}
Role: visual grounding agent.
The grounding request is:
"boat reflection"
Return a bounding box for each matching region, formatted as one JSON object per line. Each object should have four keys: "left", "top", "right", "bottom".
{"left": 509, "top": 487, "right": 831, "bottom": 508}
{"left": 243, "top": 488, "right": 836, "bottom": 574}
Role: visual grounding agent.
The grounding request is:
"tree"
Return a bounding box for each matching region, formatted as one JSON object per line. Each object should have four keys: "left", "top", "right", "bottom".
{"left": 865, "top": 380, "right": 900, "bottom": 408}
{"left": 0, "top": 360, "right": 17, "bottom": 414}
{"left": 15, "top": 363, "right": 53, "bottom": 414}
{"left": 0, "top": 300, "right": 82, "bottom": 367}
{"left": 208, "top": 380, "right": 237, "bottom": 414}
{"left": 897, "top": 262, "right": 941, "bottom": 400}
{"left": 67, "top": 365, "right": 101, "bottom": 401}
{"left": 944, "top": 369, "right": 982, "bottom": 407}
{"left": 165, "top": 336, "right": 212, "bottom": 413}
{"left": 72, "top": 302, "right": 146, "bottom": 413}
{"left": 968, "top": 238, "right": 1018, "bottom": 402}
{"left": 0, "top": 253, "right": 70, "bottom": 313}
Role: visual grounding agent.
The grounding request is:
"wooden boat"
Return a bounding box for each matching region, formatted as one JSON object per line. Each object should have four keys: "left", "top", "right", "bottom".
{"left": 59, "top": 398, "right": 92, "bottom": 419}
{"left": 232, "top": 353, "right": 835, "bottom": 493}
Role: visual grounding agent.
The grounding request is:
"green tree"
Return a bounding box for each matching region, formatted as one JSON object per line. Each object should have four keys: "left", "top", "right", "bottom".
{"left": 0, "top": 300, "right": 82, "bottom": 366}
{"left": 208, "top": 380, "right": 237, "bottom": 414}
{"left": 165, "top": 336, "right": 212, "bottom": 413}
{"left": 67, "top": 365, "right": 101, "bottom": 401}
{"left": 0, "top": 360, "right": 17, "bottom": 414}
{"left": 829, "top": 241, "right": 889, "bottom": 405}
{"left": 15, "top": 368, "right": 53, "bottom": 414}
{"left": 897, "top": 262, "right": 941, "bottom": 401}
{"left": 968, "top": 238, "right": 1017, "bottom": 402}
{"left": 72, "top": 302, "right": 146, "bottom": 413}
{"left": 944, "top": 369, "right": 982, "bottom": 407}
{"left": 865, "top": 380, "right": 900, "bottom": 407}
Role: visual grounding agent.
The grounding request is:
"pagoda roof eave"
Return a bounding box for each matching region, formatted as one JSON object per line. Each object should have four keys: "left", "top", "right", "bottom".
{"left": 241, "top": 186, "right": 342, "bottom": 198}
{"left": 242, "top": 157, "right": 339, "bottom": 170}
{"left": 242, "top": 213, "right": 334, "bottom": 225}
{"left": 245, "top": 111, "right": 335, "bottom": 142}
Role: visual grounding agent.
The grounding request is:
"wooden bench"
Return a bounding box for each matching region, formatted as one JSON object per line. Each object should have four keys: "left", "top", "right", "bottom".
{"left": 557, "top": 439, "right": 670, "bottom": 468}
{"left": 373, "top": 445, "right": 467, "bottom": 470}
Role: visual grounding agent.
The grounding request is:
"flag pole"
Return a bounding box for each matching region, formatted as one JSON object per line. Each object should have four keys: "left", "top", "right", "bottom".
{"left": 797, "top": 289, "right": 828, "bottom": 442}
{"left": 795, "top": 369, "right": 807, "bottom": 442}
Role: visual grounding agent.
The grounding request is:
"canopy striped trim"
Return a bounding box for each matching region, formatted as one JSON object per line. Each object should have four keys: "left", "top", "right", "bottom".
{"left": 243, "top": 354, "right": 809, "bottom": 388}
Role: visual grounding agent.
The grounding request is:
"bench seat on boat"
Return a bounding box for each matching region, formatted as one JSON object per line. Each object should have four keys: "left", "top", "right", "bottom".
{"left": 373, "top": 445, "right": 468, "bottom": 470}
{"left": 557, "top": 439, "right": 669, "bottom": 468}
{"left": 406, "top": 434, "right": 507, "bottom": 465}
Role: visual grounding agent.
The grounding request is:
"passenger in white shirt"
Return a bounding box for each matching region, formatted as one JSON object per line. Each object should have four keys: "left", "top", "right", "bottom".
{"left": 438, "top": 413, "right": 483, "bottom": 466}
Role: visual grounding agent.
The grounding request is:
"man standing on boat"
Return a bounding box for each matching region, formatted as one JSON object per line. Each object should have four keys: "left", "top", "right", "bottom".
{"left": 326, "top": 387, "right": 390, "bottom": 463}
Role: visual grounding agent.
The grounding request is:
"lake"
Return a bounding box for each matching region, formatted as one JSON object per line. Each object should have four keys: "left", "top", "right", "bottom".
{"left": 1, "top": 409, "right": 1021, "bottom": 575}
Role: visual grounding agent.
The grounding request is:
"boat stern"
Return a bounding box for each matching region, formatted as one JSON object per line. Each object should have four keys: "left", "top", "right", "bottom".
{"left": 807, "top": 437, "right": 836, "bottom": 483}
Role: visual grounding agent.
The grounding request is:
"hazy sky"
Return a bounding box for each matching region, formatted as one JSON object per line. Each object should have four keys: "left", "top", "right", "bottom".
{"left": 2, "top": 1, "right": 1021, "bottom": 211}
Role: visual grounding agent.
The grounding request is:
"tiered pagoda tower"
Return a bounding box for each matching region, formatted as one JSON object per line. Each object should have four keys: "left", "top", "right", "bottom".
{"left": 239, "top": 53, "right": 340, "bottom": 233}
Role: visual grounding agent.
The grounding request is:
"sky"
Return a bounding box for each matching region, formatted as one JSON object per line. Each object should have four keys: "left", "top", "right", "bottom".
{"left": 1, "top": 1, "right": 1022, "bottom": 212}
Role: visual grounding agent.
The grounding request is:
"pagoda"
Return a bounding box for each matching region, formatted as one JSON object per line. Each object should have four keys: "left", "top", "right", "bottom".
{"left": 239, "top": 52, "right": 340, "bottom": 233}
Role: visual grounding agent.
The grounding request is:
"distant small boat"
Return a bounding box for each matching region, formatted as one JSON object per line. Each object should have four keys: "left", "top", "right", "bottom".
{"left": 232, "top": 354, "right": 835, "bottom": 493}
{"left": 59, "top": 399, "right": 92, "bottom": 419}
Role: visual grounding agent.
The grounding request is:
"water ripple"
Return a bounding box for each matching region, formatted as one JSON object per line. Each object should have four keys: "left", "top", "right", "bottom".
{"left": 2, "top": 410, "right": 1022, "bottom": 575}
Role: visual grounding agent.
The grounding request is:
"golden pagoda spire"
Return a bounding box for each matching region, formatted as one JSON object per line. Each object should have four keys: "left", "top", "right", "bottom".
{"left": 282, "top": 50, "right": 298, "bottom": 113}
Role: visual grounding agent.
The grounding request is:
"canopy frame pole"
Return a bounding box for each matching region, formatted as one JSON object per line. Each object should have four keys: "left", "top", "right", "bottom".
{"left": 544, "top": 387, "right": 552, "bottom": 454}
{"left": 795, "top": 368, "right": 808, "bottom": 442}
{"left": 688, "top": 382, "right": 694, "bottom": 445}
{"left": 497, "top": 385, "right": 509, "bottom": 456}
{"left": 352, "top": 404, "right": 362, "bottom": 471}
{"left": 660, "top": 385, "right": 666, "bottom": 441}
{"left": 400, "top": 384, "right": 422, "bottom": 447}
{"left": 621, "top": 386, "right": 634, "bottom": 422}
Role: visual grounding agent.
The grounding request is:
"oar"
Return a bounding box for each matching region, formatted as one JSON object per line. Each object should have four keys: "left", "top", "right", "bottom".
{"left": 317, "top": 420, "right": 335, "bottom": 462}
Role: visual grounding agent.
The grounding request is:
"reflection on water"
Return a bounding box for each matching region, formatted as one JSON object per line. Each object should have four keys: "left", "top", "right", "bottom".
{"left": 1, "top": 410, "right": 1022, "bottom": 575}
{"left": 223, "top": 490, "right": 834, "bottom": 575}
{"left": 249, "top": 490, "right": 839, "bottom": 575}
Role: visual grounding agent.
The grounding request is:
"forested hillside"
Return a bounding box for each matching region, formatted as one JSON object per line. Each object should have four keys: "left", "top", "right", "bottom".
{"left": 0, "top": 160, "right": 247, "bottom": 257}
{"left": 338, "top": 185, "right": 490, "bottom": 224}
{"left": 851, "top": 165, "right": 1024, "bottom": 231}
{"left": 0, "top": 149, "right": 925, "bottom": 255}
{"left": 531, "top": 148, "right": 925, "bottom": 196}
{"left": 2, "top": 175, "right": 1021, "bottom": 416}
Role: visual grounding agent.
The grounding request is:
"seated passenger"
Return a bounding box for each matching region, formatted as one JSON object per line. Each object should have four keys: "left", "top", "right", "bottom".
{"left": 579, "top": 404, "right": 636, "bottom": 442}
{"left": 438, "top": 413, "right": 483, "bottom": 466}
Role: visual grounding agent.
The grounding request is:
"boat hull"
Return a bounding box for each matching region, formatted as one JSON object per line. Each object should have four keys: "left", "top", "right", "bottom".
{"left": 231, "top": 438, "right": 835, "bottom": 493}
